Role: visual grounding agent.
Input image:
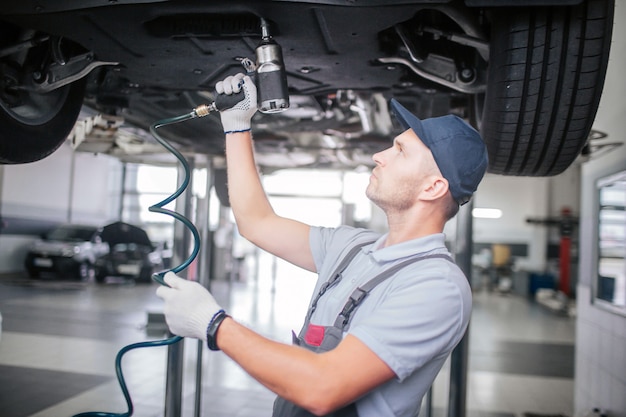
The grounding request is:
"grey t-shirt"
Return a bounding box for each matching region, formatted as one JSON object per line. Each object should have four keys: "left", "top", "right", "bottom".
{"left": 308, "top": 225, "right": 472, "bottom": 417}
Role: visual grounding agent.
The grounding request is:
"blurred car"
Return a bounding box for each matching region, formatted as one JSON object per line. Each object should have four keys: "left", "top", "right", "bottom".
{"left": 0, "top": 0, "right": 615, "bottom": 184}
{"left": 23, "top": 223, "right": 107, "bottom": 280}
{"left": 94, "top": 221, "right": 162, "bottom": 284}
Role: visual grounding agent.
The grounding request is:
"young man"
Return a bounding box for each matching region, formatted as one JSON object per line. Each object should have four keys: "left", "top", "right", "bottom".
{"left": 156, "top": 73, "right": 488, "bottom": 417}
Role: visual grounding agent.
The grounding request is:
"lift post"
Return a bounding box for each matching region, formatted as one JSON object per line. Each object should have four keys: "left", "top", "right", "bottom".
{"left": 193, "top": 158, "right": 215, "bottom": 417}
{"left": 448, "top": 200, "right": 473, "bottom": 417}
{"left": 164, "top": 157, "right": 196, "bottom": 417}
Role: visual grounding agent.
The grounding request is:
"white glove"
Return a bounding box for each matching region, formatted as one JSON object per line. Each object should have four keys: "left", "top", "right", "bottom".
{"left": 215, "top": 73, "right": 258, "bottom": 134}
{"left": 155, "top": 272, "right": 222, "bottom": 342}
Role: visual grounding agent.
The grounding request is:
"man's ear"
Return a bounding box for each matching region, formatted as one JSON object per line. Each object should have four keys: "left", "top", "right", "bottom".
{"left": 420, "top": 176, "right": 449, "bottom": 201}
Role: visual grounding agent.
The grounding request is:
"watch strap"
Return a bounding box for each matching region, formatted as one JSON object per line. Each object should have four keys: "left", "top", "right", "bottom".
{"left": 206, "top": 309, "right": 229, "bottom": 351}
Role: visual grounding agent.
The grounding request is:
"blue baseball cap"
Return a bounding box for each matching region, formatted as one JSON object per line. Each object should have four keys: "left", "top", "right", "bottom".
{"left": 389, "top": 98, "right": 488, "bottom": 205}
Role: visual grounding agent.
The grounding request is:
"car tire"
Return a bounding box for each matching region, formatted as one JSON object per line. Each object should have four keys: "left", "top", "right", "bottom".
{"left": 138, "top": 267, "right": 154, "bottom": 284}
{"left": 480, "top": 0, "right": 614, "bottom": 176}
{"left": 26, "top": 269, "right": 40, "bottom": 279}
{"left": 77, "top": 262, "right": 95, "bottom": 282}
{"left": 95, "top": 269, "right": 107, "bottom": 284}
{"left": 0, "top": 78, "right": 86, "bottom": 164}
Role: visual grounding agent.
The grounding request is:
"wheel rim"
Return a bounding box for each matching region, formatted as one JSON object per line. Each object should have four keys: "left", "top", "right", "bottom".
{"left": 0, "top": 82, "right": 71, "bottom": 126}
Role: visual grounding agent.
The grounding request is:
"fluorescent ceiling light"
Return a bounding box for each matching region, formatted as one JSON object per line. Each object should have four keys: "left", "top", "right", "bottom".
{"left": 472, "top": 208, "right": 503, "bottom": 219}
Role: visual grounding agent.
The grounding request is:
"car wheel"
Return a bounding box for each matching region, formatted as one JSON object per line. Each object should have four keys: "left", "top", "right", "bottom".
{"left": 480, "top": 0, "right": 614, "bottom": 176}
{"left": 0, "top": 79, "right": 85, "bottom": 164}
{"left": 0, "top": 26, "right": 87, "bottom": 164}
{"left": 95, "top": 268, "right": 107, "bottom": 284}
{"left": 138, "top": 267, "right": 154, "bottom": 284}
{"left": 77, "top": 262, "right": 95, "bottom": 282}
{"left": 26, "top": 269, "right": 40, "bottom": 279}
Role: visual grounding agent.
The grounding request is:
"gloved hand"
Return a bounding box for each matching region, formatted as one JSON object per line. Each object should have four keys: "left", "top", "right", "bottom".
{"left": 215, "top": 73, "right": 258, "bottom": 134}
{"left": 155, "top": 272, "right": 223, "bottom": 342}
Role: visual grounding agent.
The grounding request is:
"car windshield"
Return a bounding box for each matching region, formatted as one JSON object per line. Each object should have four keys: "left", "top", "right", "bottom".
{"left": 46, "top": 226, "right": 96, "bottom": 242}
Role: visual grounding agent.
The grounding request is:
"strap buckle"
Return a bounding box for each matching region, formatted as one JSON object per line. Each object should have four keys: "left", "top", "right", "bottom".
{"left": 338, "top": 287, "right": 368, "bottom": 326}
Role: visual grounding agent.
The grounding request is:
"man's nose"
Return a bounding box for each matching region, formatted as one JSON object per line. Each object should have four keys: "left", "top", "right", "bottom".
{"left": 372, "top": 149, "right": 384, "bottom": 165}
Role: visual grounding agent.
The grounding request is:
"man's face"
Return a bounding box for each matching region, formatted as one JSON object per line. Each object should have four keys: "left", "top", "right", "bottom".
{"left": 366, "top": 129, "right": 441, "bottom": 212}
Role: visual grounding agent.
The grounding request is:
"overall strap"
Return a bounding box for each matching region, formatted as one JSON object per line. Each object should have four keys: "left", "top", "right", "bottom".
{"left": 333, "top": 253, "right": 454, "bottom": 329}
{"left": 305, "top": 239, "right": 377, "bottom": 322}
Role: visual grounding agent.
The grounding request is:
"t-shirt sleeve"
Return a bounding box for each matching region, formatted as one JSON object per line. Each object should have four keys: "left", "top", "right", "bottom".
{"left": 309, "top": 225, "right": 379, "bottom": 275}
{"left": 348, "top": 261, "right": 469, "bottom": 381}
{"left": 309, "top": 225, "right": 335, "bottom": 271}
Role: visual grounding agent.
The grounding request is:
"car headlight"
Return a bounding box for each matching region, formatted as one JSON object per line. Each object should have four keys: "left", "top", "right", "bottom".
{"left": 148, "top": 252, "right": 162, "bottom": 265}
{"left": 60, "top": 246, "right": 80, "bottom": 257}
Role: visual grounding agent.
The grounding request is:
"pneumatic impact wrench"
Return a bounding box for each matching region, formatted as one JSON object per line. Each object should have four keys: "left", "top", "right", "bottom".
{"left": 197, "top": 17, "right": 290, "bottom": 116}
{"left": 150, "top": 17, "right": 289, "bottom": 289}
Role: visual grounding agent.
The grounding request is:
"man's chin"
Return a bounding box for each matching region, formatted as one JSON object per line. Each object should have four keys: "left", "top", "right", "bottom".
{"left": 365, "top": 188, "right": 380, "bottom": 207}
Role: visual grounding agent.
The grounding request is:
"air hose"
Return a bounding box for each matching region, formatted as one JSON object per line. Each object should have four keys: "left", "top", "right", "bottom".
{"left": 73, "top": 107, "right": 210, "bottom": 417}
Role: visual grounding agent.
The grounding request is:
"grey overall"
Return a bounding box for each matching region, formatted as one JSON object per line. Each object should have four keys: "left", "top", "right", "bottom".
{"left": 272, "top": 240, "right": 454, "bottom": 417}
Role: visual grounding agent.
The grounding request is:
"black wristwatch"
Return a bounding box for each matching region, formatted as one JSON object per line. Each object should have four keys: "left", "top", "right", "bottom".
{"left": 206, "top": 309, "right": 230, "bottom": 351}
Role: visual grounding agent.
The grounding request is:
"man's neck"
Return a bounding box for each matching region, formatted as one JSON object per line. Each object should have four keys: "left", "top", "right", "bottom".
{"left": 383, "top": 211, "right": 445, "bottom": 247}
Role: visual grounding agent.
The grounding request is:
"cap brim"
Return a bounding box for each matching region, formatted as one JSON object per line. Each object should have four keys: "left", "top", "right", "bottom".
{"left": 389, "top": 99, "right": 427, "bottom": 146}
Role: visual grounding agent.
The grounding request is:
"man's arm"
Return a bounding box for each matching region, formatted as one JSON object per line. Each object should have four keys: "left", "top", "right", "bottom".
{"left": 217, "top": 74, "right": 314, "bottom": 272}
{"left": 218, "top": 317, "right": 396, "bottom": 415}
{"left": 156, "top": 273, "right": 396, "bottom": 415}
{"left": 225, "top": 131, "right": 314, "bottom": 271}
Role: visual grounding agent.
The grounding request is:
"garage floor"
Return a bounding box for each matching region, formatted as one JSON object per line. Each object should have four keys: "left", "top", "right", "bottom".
{"left": 0, "top": 253, "right": 575, "bottom": 417}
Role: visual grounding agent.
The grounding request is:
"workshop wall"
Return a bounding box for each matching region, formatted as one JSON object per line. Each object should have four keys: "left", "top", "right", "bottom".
{"left": 473, "top": 173, "right": 551, "bottom": 272}
{"left": 439, "top": 163, "right": 581, "bottom": 275}
{"left": 0, "top": 143, "right": 121, "bottom": 272}
{"left": 575, "top": 1, "right": 626, "bottom": 414}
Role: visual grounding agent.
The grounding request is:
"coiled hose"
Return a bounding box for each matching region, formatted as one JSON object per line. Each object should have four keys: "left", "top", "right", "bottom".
{"left": 73, "top": 109, "right": 204, "bottom": 417}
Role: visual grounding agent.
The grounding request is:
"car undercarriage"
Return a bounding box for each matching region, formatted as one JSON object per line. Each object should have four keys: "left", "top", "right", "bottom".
{"left": 0, "top": 0, "right": 615, "bottom": 177}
